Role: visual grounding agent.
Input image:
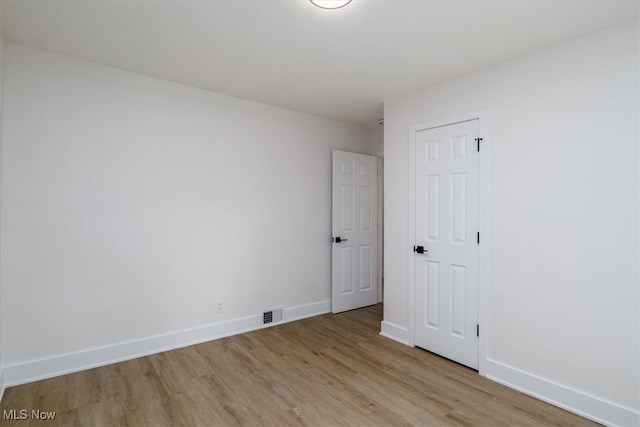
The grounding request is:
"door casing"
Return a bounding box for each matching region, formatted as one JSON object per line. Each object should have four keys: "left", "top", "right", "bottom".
{"left": 408, "top": 111, "right": 488, "bottom": 376}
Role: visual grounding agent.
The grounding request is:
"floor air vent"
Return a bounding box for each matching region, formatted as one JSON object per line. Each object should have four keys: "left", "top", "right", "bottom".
{"left": 262, "top": 307, "right": 283, "bottom": 325}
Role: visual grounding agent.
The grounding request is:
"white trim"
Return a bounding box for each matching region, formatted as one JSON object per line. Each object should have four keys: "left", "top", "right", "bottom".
{"left": 476, "top": 112, "right": 489, "bottom": 375}
{"left": 285, "top": 300, "right": 331, "bottom": 322}
{"left": 407, "top": 123, "right": 417, "bottom": 346}
{"left": 485, "top": 358, "right": 640, "bottom": 427}
{"left": 380, "top": 321, "right": 410, "bottom": 346}
{"left": 376, "top": 157, "right": 384, "bottom": 304}
{"left": 0, "top": 369, "right": 5, "bottom": 402}
{"left": 3, "top": 300, "right": 331, "bottom": 388}
{"left": 407, "top": 111, "right": 488, "bottom": 371}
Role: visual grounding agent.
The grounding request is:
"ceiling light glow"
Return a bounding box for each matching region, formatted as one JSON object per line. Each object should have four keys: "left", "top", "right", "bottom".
{"left": 310, "top": 0, "right": 352, "bottom": 10}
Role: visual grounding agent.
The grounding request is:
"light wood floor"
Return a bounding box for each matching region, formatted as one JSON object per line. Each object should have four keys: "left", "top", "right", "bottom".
{"left": 0, "top": 305, "right": 597, "bottom": 426}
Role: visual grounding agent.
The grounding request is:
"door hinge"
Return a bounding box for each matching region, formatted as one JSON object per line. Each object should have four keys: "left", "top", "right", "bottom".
{"left": 475, "top": 137, "right": 483, "bottom": 152}
{"left": 477, "top": 324, "right": 479, "bottom": 337}
{"left": 477, "top": 232, "right": 480, "bottom": 244}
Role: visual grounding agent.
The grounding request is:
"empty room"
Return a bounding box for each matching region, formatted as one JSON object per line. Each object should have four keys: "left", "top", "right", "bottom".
{"left": 0, "top": 0, "right": 637, "bottom": 426}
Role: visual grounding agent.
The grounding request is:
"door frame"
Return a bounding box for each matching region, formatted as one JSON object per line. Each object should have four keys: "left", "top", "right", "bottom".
{"left": 407, "top": 111, "right": 488, "bottom": 375}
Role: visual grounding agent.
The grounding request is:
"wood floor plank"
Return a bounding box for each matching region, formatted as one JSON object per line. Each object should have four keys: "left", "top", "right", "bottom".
{"left": 0, "top": 304, "right": 598, "bottom": 426}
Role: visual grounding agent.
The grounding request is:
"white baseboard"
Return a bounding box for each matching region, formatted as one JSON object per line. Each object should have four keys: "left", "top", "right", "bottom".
{"left": 285, "top": 300, "right": 331, "bottom": 322}
{"left": 380, "top": 321, "right": 410, "bottom": 345}
{"left": 485, "top": 359, "right": 640, "bottom": 427}
{"left": 3, "top": 300, "right": 331, "bottom": 389}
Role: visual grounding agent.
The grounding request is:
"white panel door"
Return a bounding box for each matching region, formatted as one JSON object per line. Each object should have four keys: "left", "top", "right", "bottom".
{"left": 414, "top": 120, "right": 479, "bottom": 369}
{"left": 332, "top": 150, "right": 377, "bottom": 314}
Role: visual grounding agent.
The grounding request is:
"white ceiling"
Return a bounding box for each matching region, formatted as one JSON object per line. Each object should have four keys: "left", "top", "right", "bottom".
{"left": 1, "top": 0, "right": 638, "bottom": 127}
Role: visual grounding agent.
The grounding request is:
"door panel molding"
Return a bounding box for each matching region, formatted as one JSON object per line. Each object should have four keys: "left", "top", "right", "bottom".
{"left": 332, "top": 150, "right": 378, "bottom": 313}
{"left": 408, "top": 112, "right": 488, "bottom": 375}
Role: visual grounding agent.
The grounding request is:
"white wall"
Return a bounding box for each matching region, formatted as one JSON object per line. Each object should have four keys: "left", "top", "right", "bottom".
{"left": 371, "top": 126, "right": 384, "bottom": 157}
{"left": 1, "top": 45, "right": 371, "bottom": 369}
{"left": 384, "top": 21, "right": 639, "bottom": 425}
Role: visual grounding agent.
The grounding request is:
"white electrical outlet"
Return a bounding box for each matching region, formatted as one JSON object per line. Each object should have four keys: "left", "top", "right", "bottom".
{"left": 216, "top": 301, "right": 223, "bottom": 313}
